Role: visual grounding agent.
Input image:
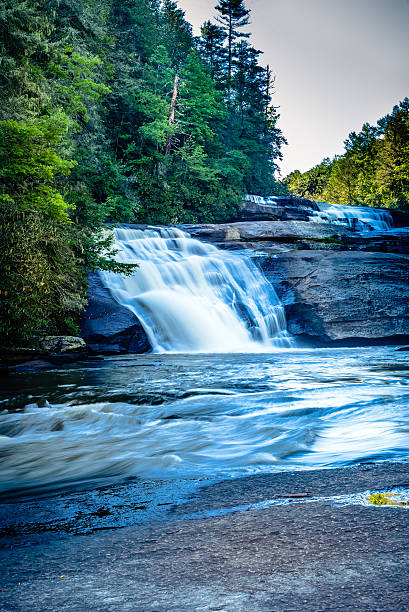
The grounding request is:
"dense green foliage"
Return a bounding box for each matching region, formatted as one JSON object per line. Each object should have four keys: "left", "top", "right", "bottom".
{"left": 284, "top": 99, "right": 409, "bottom": 209}
{"left": 0, "top": 0, "right": 285, "bottom": 347}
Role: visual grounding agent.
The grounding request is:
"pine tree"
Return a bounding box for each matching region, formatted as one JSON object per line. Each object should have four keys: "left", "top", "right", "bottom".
{"left": 199, "top": 21, "right": 226, "bottom": 80}
{"left": 215, "top": 0, "right": 250, "bottom": 93}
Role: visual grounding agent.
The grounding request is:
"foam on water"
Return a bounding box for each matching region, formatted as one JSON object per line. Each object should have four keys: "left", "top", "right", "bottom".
{"left": 1, "top": 349, "right": 409, "bottom": 494}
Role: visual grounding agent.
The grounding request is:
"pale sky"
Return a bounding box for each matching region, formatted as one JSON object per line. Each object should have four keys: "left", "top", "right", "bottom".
{"left": 177, "top": 0, "right": 409, "bottom": 176}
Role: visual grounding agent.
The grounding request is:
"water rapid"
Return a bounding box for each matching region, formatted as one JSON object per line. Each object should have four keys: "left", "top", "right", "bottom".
{"left": 1, "top": 349, "right": 408, "bottom": 495}
{"left": 99, "top": 227, "right": 292, "bottom": 353}
{"left": 309, "top": 202, "right": 394, "bottom": 232}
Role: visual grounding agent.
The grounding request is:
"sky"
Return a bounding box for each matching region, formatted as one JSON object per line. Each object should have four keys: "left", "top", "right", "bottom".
{"left": 177, "top": 0, "right": 409, "bottom": 177}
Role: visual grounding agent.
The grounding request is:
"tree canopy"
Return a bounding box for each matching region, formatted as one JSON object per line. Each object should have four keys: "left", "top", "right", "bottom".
{"left": 284, "top": 99, "right": 409, "bottom": 209}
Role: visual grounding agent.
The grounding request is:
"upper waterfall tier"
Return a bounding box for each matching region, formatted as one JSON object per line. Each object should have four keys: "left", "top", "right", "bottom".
{"left": 99, "top": 227, "right": 293, "bottom": 354}
{"left": 309, "top": 202, "right": 394, "bottom": 232}
{"left": 244, "top": 194, "right": 396, "bottom": 232}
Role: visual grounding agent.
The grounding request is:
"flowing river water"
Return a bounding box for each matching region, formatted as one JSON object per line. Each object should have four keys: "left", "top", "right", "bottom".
{"left": 1, "top": 348, "right": 409, "bottom": 496}
{"left": 1, "top": 223, "right": 408, "bottom": 498}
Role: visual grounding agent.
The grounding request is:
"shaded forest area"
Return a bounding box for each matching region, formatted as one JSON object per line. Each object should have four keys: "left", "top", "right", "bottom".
{"left": 0, "top": 0, "right": 286, "bottom": 346}
{"left": 285, "top": 99, "right": 409, "bottom": 209}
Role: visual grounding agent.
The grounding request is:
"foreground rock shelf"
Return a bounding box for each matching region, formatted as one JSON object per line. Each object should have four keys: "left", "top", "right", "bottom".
{"left": 2, "top": 463, "right": 409, "bottom": 611}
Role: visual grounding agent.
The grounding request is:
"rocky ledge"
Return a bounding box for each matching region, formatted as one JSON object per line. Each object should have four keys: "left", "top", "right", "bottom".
{"left": 180, "top": 220, "right": 409, "bottom": 255}
{"left": 79, "top": 199, "right": 409, "bottom": 351}
{"left": 261, "top": 250, "right": 409, "bottom": 345}
{"left": 181, "top": 216, "right": 409, "bottom": 346}
{"left": 180, "top": 220, "right": 355, "bottom": 244}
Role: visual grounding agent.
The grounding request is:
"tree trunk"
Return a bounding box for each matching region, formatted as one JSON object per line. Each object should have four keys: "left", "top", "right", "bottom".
{"left": 228, "top": 12, "right": 232, "bottom": 97}
{"left": 165, "top": 75, "right": 180, "bottom": 156}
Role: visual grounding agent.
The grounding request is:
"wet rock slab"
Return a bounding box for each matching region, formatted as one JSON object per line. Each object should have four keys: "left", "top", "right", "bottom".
{"left": 180, "top": 220, "right": 355, "bottom": 243}
{"left": 1, "top": 463, "right": 409, "bottom": 611}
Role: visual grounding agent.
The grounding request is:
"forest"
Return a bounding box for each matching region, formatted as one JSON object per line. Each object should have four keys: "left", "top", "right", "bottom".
{"left": 0, "top": 0, "right": 286, "bottom": 347}
{"left": 284, "top": 98, "right": 409, "bottom": 209}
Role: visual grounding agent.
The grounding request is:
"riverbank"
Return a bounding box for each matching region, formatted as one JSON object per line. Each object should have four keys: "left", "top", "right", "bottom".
{"left": 1, "top": 462, "right": 409, "bottom": 611}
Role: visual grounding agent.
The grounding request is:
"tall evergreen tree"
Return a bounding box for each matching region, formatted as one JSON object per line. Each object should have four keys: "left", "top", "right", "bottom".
{"left": 215, "top": 0, "right": 250, "bottom": 93}
{"left": 199, "top": 20, "right": 226, "bottom": 80}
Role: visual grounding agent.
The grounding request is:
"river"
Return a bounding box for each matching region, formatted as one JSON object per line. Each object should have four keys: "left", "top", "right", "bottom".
{"left": 1, "top": 347, "right": 408, "bottom": 497}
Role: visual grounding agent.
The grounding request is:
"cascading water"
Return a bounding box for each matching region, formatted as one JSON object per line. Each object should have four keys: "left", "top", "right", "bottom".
{"left": 245, "top": 194, "right": 282, "bottom": 206}
{"left": 99, "top": 227, "right": 292, "bottom": 353}
{"left": 309, "top": 202, "right": 394, "bottom": 232}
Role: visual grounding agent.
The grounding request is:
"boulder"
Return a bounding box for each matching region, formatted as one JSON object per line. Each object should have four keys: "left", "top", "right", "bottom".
{"left": 81, "top": 273, "right": 151, "bottom": 355}
{"left": 261, "top": 251, "right": 409, "bottom": 345}
{"left": 39, "top": 336, "right": 86, "bottom": 354}
{"left": 9, "top": 360, "right": 56, "bottom": 373}
{"left": 0, "top": 339, "right": 87, "bottom": 371}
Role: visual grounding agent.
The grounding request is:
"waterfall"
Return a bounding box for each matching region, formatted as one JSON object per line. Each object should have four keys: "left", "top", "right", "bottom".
{"left": 245, "top": 194, "right": 280, "bottom": 206}
{"left": 244, "top": 194, "right": 394, "bottom": 233}
{"left": 99, "top": 227, "right": 293, "bottom": 353}
{"left": 309, "top": 202, "right": 394, "bottom": 232}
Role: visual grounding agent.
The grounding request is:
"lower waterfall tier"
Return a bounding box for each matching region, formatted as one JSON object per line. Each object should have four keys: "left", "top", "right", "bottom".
{"left": 99, "top": 227, "right": 293, "bottom": 353}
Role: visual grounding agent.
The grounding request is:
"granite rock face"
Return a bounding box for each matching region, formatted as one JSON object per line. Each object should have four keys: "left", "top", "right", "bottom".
{"left": 83, "top": 200, "right": 409, "bottom": 350}
{"left": 81, "top": 274, "right": 151, "bottom": 354}
{"left": 240, "top": 195, "right": 409, "bottom": 228}
{"left": 180, "top": 220, "right": 354, "bottom": 244}
{"left": 261, "top": 251, "right": 409, "bottom": 345}
{"left": 239, "top": 196, "right": 319, "bottom": 221}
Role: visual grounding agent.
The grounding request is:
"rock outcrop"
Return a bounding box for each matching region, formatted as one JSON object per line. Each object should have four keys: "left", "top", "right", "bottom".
{"left": 180, "top": 221, "right": 409, "bottom": 255}
{"left": 81, "top": 273, "right": 151, "bottom": 355}
{"left": 39, "top": 336, "right": 86, "bottom": 354}
{"left": 181, "top": 220, "right": 354, "bottom": 244}
{"left": 238, "top": 195, "right": 319, "bottom": 221}
{"left": 239, "top": 195, "right": 409, "bottom": 228}
{"left": 261, "top": 251, "right": 409, "bottom": 345}
{"left": 1, "top": 337, "right": 88, "bottom": 373}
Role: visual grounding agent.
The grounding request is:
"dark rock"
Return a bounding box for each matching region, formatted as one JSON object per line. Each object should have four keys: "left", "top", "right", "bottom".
{"left": 0, "top": 347, "right": 45, "bottom": 366}
{"left": 261, "top": 251, "right": 409, "bottom": 345}
{"left": 397, "top": 346, "right": 409, "bottom": 351}
{"left": 238, "top": 195, "right": 320, "bottom": 222}
{"left": 9, "top": 360, "right": 56, "bottom": 373}
{"left": 0, "top": 340, "right": 87, "bottom": 369}
{"left": 0, "top": 362, "right": 9, "bottom": 376}
{"left": 390, "top": 208, "right": 409, "bottom": 228}
{"left": 81, "top": 273, "right": 151, "bottom": 355}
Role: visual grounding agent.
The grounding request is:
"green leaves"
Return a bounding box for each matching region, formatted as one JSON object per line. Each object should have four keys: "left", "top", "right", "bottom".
{"left": 0, "top": 114, "right": 75, "bottom": 221}
{"left": 285, "top": 98, "right": 409, "bottom": 210}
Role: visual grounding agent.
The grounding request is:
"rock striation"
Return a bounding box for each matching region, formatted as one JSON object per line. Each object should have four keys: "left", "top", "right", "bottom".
{"left": 180, "top": 220, "right": 354, "bottom": 244}
{"left": 238, "top": 195, "right": 319, "bottom": 221}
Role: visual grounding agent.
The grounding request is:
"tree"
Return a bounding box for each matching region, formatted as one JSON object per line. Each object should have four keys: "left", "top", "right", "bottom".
{"left": 215, "top": 0, "right": 250, "bottom": 94}
{"left": 199, "top": 21, "right": 226, "bottom": 80}
{"left": 0, "top": 114, "right": 74, "bottom": 222}
{"left": 285, "top": 99, "right": 409, "bottom": 209}
{"left": 375, "top": 99, "right": 409, "bottom": 208}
